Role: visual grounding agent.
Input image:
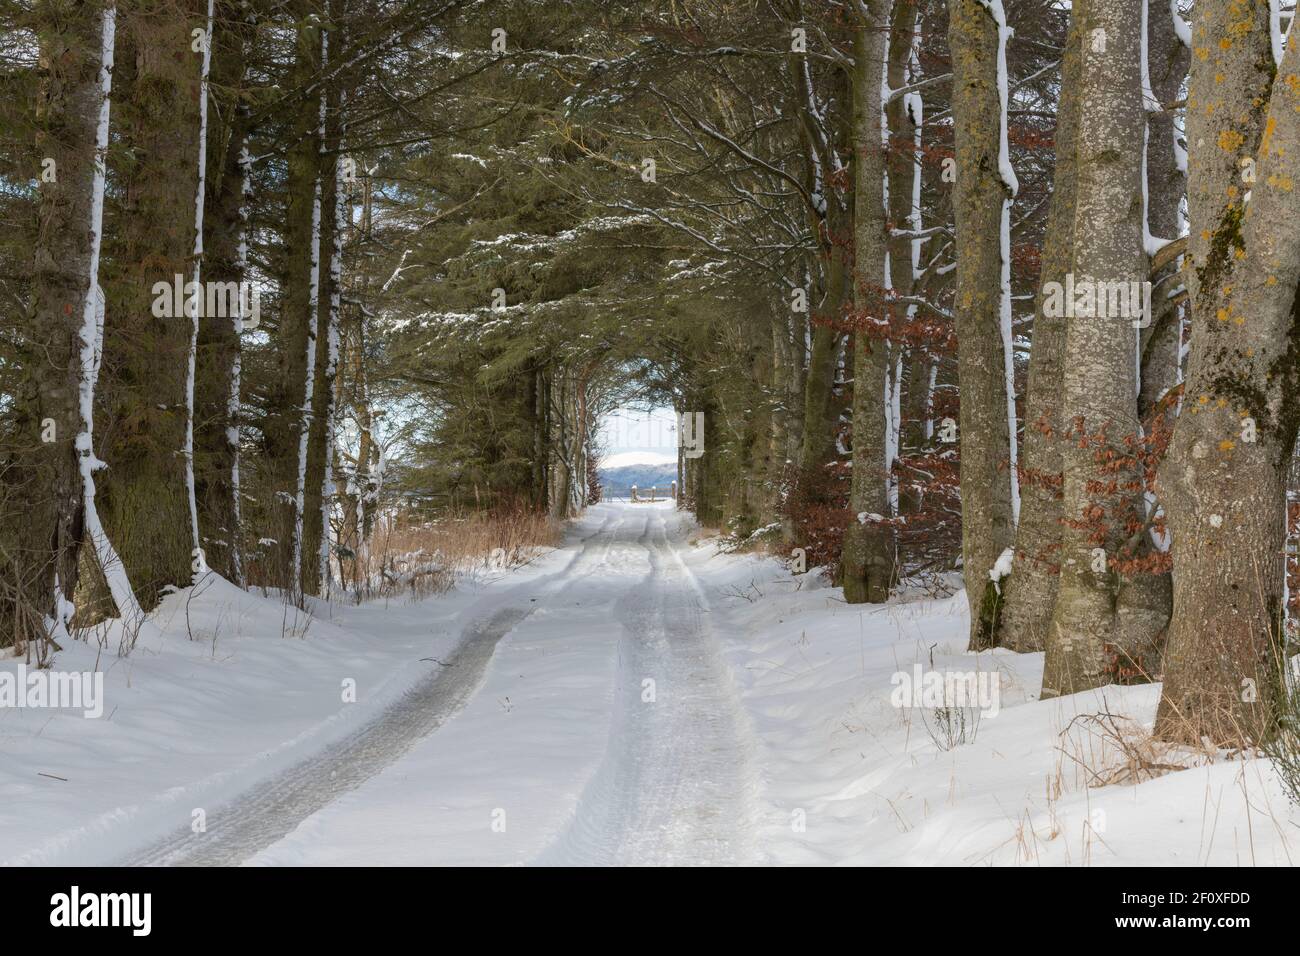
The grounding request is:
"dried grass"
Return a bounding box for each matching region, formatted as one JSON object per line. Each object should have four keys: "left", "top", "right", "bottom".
{"left": 346, "top": 507, "right": 562, "bottom": 602}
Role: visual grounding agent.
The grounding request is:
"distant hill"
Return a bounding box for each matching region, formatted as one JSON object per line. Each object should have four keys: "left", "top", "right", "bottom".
{"left": 597, "top": 462, "right": 677, "bottom": 493}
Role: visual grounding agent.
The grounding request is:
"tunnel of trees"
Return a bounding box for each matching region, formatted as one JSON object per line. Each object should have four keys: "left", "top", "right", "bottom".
{"left": 3, "top": 0, "right": 1300, "bottom": 751}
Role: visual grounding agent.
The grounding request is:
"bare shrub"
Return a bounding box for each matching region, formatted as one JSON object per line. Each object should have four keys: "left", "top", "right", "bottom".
{"left": 921, "top": 703, "right": 980, "bottom": 752}
{"left": 1057, "top": 708, "right": 1193, "bottom": 788}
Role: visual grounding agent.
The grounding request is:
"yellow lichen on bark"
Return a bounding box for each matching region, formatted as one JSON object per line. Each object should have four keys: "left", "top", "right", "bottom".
{"left": 1219, "top": 128, "right": 1244, "bottom": 149}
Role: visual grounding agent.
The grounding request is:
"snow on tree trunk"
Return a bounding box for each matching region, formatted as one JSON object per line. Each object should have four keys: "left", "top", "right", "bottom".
{"left": 1269, "top": 0, "right": 1288, "bottom": 65}
{"left": 982, "top": 0, "right": 1021, "bottom": 526}
{"left": 228, "top": 135, "right": 251, "bottom": 588}
{"left": 948, "top": 0, "right": 1018, "bottom": 647}
{"left": 183, "top": 0, "right": 215, "bottom": 577}
{"left": 886, "top": 0, "right": 923, "bottom": 519}
{"left": 319, "top": 147, "right": 345, "bottom": 594}
{"left": 290, "top": 27, "right": 329, "bottom": 605}
{"left": 6, "top": 0, "right": 121, "bottom": 650}
{"left": 76, "top": 5, "right": 150, "bottom": 638}
{"left": 841, "top": 0, "right": 897, "bottom": 605}
{"left": 992, "top": 14, "right": 1082, "bottom": 654}
{"left": 195, "top": 0, "right": 256, "bottom": 588}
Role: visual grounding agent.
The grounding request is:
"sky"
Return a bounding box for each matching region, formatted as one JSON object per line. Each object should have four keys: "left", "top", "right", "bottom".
{"left": 597, "top": 406, "right": 679, "bottom": 466}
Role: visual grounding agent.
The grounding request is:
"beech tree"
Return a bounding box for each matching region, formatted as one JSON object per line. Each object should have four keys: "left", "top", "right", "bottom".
{"left": 948, "top": 0, "right": 1018, "bottom": 647}
{"left": 1039, "top": 0, "right": 1152, "bottom": 698}
{"left": 992, "top": 12, "right": 1080, "bottom": 655}
{"left": 841, "top": 0, "right": 897, "bottom": 604}
{"left": 1155, "top": 0, "right": 1300, "bottom": 746}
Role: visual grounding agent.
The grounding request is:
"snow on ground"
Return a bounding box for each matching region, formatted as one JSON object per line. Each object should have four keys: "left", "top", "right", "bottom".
{"left": 248, "top": 504, "right": 761, "bottom": 865}
{"left": 0, "top": 551, "right": 565, "bottom": 866}
{"left": 3, "top": 501, "right": 1297, "bottom": 866}
{"left": 694, "top": 544, "right": 1298, "bottom": 866}
{"left": 599, "top": 451, "right": 677, "bottom": 468}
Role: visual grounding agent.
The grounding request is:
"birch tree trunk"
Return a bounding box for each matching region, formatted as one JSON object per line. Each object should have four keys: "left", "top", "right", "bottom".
{"left": 303, "top": 70, "right": 344, "bottom": 597}
{"left": 334, "top": 170, "right": 376, "bottom": 588}
{"left": 182, "top": 0, "right": 215, "bottom": 577}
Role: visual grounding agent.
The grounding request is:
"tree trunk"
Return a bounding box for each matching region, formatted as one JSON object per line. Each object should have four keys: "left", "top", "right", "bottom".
{"left": 303, "top": 52, "right": 344, "bottom": 597}
{"left": 1115, "top": 0, "right": 1190, "bottom": 672}
{"left": 1154, "top": 0, "right": 1300, "bottom": 746}
{"left": 993, "top": 13, "right": 1082, "bottom": 653}
{"left": 887, "top": 0, "right": 927, "bottom": 519}
{"left": 1138, "top": 0, "right": 1190, "bottom": 423}
{"left": 195, "top": 0, "right": 255, "bottom": 586}
{"left": 793, "top": 59, "right": 849, "bottom": 483}
{"left": 1041, "top": 0, "right": 1153, "bottom": 697}
{"left": 180, "top": 0, "right": 215, "bottom": 577}
{"left": 95, "top": 0, "right": 203, "bottom": 609}
{"left": 842, "top": 1, "right": 898, "bottom": 604}
{"left": 264, "top": 4, "right": 325, "bottom": 598}
{"left": 1, "top": 0, "right": 115, "bottom": 650}
{"left": 948, "top": 0, "right": 1017, "bottom": 647}
{"left": 770, "top": 298, "right": 792, "bottom": 481}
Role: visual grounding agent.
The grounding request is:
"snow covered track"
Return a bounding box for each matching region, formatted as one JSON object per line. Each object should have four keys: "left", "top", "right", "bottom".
{"left": 110, "top": 503, "right": 764, "bottom": 866}
{"left": 119, "top": 511, "right": 631, "bottom": 866}
{"left": 535, "top": 509, "right": 761, "bottom": 865}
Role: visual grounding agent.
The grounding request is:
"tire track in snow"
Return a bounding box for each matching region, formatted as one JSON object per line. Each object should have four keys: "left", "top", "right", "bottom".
{"left": 120, "top": 509, "right": 630, "bottom": 866}
{"left": 535, "top": 507, "right": 761, "bottom": 865}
